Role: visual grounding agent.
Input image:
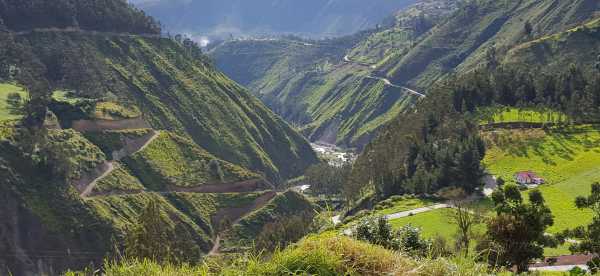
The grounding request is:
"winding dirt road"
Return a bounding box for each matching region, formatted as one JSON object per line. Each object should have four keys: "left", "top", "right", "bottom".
{"left": 74, "top": 131, "right": 159, "bottom": 198}
{"left": 208, "top": 191, "right": 278, "bottom": 255}
{"left": 343, "top": 55, "right": 426, "bottom": 98}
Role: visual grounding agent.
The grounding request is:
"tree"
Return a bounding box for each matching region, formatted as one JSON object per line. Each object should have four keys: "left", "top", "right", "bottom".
{"left": 124, "top": 201, "right": 174, "bottom": 263}
{"left": 478, "top": 184, "right": 555, "bottom": 273}
{"left": 448, "top": 189, "right": 482, "bottom": 256}
{"left": 305, "top": 162, "right": 350, "bottom": 196}
{"left": 524, "top": 20, "right": 533, "bottom": 36}
{"left": 255, "top": 212, "right": 313, "bottom": 252}
{"left": 209, "top": 159, "right": 225, "bottom": 182}
{"left": 5, "top": 92, "right": 24, "bottom": 115}
{"left": 561, "top": 183, "right": 600, "bottom": 273}
{"left": 355, "top": 216, "right": 430, "bottom": 256}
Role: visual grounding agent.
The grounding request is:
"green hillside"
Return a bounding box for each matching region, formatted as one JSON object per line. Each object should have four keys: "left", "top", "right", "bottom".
{"left": 383, "top": 0, "right": 599, "bottom": 88}
{"left": 503, "top": 17, "right": 600, "bottom": 71}
{"left": 0, "top": 0, "right": 318, "bottom": 274}
{"left": 483, "top": 127, "right": 599, "bottom": 233}
{"left": 210, "top": 0, "right": 598, "bottom": 149}
{"left": 19, "top": 32, "right": 317, "bottom": 182}
{"left": 124, "top": 131, "right": 260, "bottom": 189}
{"left": 210, "top": 1, "right": 455, "bottom": 148}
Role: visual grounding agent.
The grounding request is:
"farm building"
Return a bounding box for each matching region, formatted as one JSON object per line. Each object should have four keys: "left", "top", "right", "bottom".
{"left": 514, "top": 171, "right": 545, "bottom": 185}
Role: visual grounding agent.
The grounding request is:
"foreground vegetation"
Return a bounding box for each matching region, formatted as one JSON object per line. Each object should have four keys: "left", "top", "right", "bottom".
{"left": 68, "top": 234, "right": 495, "bottom": 276}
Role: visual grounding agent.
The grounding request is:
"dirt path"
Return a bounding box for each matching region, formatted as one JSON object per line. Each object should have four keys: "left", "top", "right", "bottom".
{"left": 208, "top": 191, "right": 277, "bottom": 256}
{"left": 75, "top": 131, "right": 159, "bottom": 198}
{"left": 365, "top": 75, "right": 426, "bottom": 98}
{"left": 71, "top": 117, "right": 151, "bottom": 133}
{"left": 167, "top": 179, "right": 271, "bottom": 194}
{"left": 79, "top": 162, "right": 115, "bottom": 198}
{"left": 85, "top": 177, "right": 269, "bottom": 198}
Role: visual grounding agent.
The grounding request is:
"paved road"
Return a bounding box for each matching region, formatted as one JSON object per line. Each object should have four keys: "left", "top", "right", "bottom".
{"left": 343, "top": 55, "right": 426, "bottom": 98}
{"left": 365, "top": 76, "right": 426, "bottom": 98}
{"left": 483, "top": 174, "right": 498, "bottom": 197}
{"left": 384, "top": 204, "right": 450, "bottom": 220}
{"left": 530, "top": 265, "right": 588, "bottom": 272}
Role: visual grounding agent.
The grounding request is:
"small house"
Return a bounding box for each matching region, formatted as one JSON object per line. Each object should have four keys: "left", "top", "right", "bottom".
{"left": 514, "top": 171, "right": 545, "bottom": 185}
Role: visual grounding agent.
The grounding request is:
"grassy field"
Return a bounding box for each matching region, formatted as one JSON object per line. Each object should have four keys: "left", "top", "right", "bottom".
{"left": 389, "top": 209, "right": 457, "bottom": 241}
{"left": 477, "top": 106, "right": 567, "bottom": 125}
{"left": 0, "top": 83, "right": 27, "bottom": 121}
{"left": 483, "top": 127, "right": 599, "bottom": 234}
{"left": 373, "top": 196, "right": 437, "bottom": 216}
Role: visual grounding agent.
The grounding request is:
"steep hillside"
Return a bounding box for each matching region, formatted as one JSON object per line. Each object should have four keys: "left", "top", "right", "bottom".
{"left": 503, "top": 17, "right": 600, "bottom": 70}
{"left": 211, "top": 0, "right": 456, "bottom": 148}
{"left": 383, "top": 0, "right": 600, "bottom": 88}
{"left": 3, "top": 26, "right": 317, "bottom": 183}
{"left": 131, "top": 0, "right": 419, "bottom": 39}
{"left": 0, "top": 0, "right": 318, "bottom": 274}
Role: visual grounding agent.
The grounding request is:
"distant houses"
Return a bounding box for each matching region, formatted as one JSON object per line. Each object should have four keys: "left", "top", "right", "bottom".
{"left": 514, "top": 171, "right": 545, "bottom": 186}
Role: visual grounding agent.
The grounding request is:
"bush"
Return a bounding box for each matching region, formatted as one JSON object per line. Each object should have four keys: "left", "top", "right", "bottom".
{"left": 355, "top": 216, "right": 430, "bottom": 256}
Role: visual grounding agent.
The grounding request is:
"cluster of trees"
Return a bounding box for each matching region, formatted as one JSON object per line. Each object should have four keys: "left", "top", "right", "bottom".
{"left": 353, "top": 81, "right": 486, "bottom": 199}
{"left": 254, "top": 212, "right": 314, "bottom": 252}
{"left": 304, "top": 162, "right": 351, "bottom": 196}
{"left": 0, "top": 0, "right": 160, "bottom": 34}
{"left": 450, "top": 64, "right": 600, "bottom": 122}
{"left": 355, "top": 216, "right": 431, "bottom": 257}
{"left": 124, "top": 201, "right": 202, "bottom": 264}
{"left": 353, "top": 61, "right": 600, "bottom": 202}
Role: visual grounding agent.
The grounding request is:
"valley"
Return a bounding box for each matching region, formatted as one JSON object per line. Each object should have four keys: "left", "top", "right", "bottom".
{"left": 1, "top": 0, "right": 600, "bottom": 275}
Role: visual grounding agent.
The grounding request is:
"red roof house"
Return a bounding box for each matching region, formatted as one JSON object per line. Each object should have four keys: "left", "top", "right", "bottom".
{"left": 514, "top": 171, "right": 545, "bottom": 185}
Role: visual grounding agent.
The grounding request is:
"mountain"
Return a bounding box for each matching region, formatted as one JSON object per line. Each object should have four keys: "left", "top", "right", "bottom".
{"left": 350, "top": 0, "right": 600, "bottom": 203}
{"left": 130, "top": 0, "right": 419, "bottom": 39}
{"left": 210, "top": 0, "right": 458, "bottom": 148}
{"left": 381, "top": 0, "right": 600, "bottom": 89}
{"left": 0, "top": 0, "right": 318, "bottom": 274}
{"left": 211, "top": 0, "right": 599, "bottom": 149}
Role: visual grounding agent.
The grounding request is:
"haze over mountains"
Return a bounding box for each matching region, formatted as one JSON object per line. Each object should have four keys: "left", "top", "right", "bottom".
{"left": 129, "top": 0, "right": 420, "bottom": 39}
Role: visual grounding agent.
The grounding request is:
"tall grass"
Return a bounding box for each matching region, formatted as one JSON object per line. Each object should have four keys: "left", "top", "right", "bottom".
{"left": 81, "top": 234, "right": 499, "bottom": 276}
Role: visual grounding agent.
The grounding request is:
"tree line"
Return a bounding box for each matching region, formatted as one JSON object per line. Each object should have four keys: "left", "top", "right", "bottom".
{"left": 350, "top": 62, "right": 600, "bottom": 202}
{"left": 0, "top": 0, "right": 160, "bottom": 34}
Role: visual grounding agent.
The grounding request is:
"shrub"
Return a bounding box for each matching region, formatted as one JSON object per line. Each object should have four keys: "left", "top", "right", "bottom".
{"left": 355, "top": 216, "right": 430, "bottom": 256}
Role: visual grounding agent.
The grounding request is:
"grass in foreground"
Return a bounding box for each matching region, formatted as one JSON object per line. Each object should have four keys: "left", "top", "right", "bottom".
{"left": 70, "top": 234, "right": 494, "bottom": 276}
